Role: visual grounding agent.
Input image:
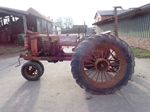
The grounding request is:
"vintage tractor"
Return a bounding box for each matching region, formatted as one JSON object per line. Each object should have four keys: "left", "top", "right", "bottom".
{"left": 19, "top": 29, "right": 135, "bottom": 94}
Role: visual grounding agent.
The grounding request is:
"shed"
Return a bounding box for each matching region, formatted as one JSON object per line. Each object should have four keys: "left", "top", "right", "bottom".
{"left": 0, "top": 6, "right": 56, "bottom": 44}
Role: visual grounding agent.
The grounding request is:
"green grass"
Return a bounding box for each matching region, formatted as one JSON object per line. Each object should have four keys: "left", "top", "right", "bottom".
{"left": 1, "top": 45, "right": 149, "bottom": 58}
{"left": 0, "top": 45, "right": 24, "bottom": 55}
{"left": 131, "top": 46, "right": 150, "bottom": 58}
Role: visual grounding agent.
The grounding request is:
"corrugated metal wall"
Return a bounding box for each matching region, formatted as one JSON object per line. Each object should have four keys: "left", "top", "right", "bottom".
{"left": 118, "top": 13, "right": 150, "bottom": 38}
{"left": 98, "top": 22, "right": 114, "bottom": 34}
{"left": 97, "top": 13, "right": 150, "bottom": 50}
{"left": 98, "top": 13, "right": 150, "bottom": 38}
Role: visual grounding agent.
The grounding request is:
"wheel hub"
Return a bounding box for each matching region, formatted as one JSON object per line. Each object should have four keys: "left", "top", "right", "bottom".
{"left": 95, "top": 59, "right": 109, "bottom": 72}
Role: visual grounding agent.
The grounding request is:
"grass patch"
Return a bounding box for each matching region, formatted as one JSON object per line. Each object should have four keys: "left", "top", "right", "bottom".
{"left": 131, "top": 46, "right": 150, "bottom": 58}
{"left": 0, "top": 45, "right": 24, "bottom": 55}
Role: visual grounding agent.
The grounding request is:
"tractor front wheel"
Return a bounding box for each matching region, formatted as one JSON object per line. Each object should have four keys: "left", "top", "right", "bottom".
{"left": 30, "top": 61, "right": 44, "bottom": 75}
{"left": 21, "top": 61, "right": 42, "bottom": 81}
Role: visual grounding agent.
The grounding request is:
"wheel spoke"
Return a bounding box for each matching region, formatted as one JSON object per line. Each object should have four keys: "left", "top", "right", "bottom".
{"left": 108, "top": 67, "right": 118, "bottom": 74}
{"left": 101, "top": 50, "right": 104, "bottom": 58}
{"left": 91, "top": 71, "right": 98, "bottom": 80}
{"left": 84, "top": 65, "right": 95, "bottom": 68}
{"left": 104, "top": 72, "right": 108, "bottom": 82}
{"left": 110, "top": 50, "right": 116, "bottom": 59}
{"left": 109, "top": 59, "right": 119, "bottom": 62}
{"left": 110, "top": 63, "right": 120, "bottom": 67}
{"left": 108, "top": 56, "right": 120, "bottom": 74}
{"left": 84, "top": 60, "right": 95, "bottom": 64}
{"left": 107, "top": 72, "right": 113, "bottom": 79}
{"left": 85, "top": 69, "right": 94, "bottom": 76}
{"left": 96, "top": 71, "right": 100, "bottom": 81}
{"left": 104, "top": 49, "right": 109, "bottom": 59}
{"left": 86, "top": 70, "right": 94, "bottom": 76}
{"left": 93, "top": 52, "right": 98, "bottom": 59}
{"left": 85, "top": 67, "right": 95, "bottom": 71}
{"left": 87, "top": 54, "right": 95, "bottom": 61}
{"left": 101, "top": 72, "right": 103, "bottom": 82}
{"left": 96, "top": 51, "right": 101, "bottom": 58}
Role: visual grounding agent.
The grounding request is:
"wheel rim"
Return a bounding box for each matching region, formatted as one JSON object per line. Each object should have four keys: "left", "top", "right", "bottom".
{"left": 24, "top": 65, "right": 39, "bottom": 78}
{"left": 80, "top": 44, "right": 127, "bottom": 88}
{"left": 31, "top": 61, "right": 44, "bottom": 75}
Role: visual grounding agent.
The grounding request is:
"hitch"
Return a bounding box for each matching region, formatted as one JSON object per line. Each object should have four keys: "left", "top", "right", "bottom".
{"left": 15, "top": 57, "right": 21, "bottom": 67}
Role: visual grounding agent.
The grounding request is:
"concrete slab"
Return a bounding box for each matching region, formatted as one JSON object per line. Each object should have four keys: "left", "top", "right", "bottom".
{"left": 0, "top": 50, "right": 150, "bottom": 112}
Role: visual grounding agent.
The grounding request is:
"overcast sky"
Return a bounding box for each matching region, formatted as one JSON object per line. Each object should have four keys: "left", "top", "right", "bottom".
{"left": 0, "top": 0, "right": 150, "bottom": 27}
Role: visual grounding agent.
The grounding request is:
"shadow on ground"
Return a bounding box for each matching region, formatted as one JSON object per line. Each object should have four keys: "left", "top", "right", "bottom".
{"left": 85, "top": 75, "right": 150, "bottom": 112}
{"left": 1, "top": 81, "right": 40, "bottom": 112}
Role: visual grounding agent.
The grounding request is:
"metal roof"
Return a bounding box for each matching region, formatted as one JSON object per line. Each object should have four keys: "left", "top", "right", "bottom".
{"left": 94, "top": 10, "right": 127, "bottom": 19}
{"left": 0, "top": 6, "right": 28, "bottom": 14}
{"left": 27, "top": 7, "right": 52, "bottom": 22}
{"left": 93, "top": 3, "right": 150, "bottom": 26}
{"left": 0, "top": 6, "right": 53, "bottom": 23}
{"left": 0, "top": 6, "right": 28, "bottom": 17}
{"left": 118, "top": 3, "right": 150, "bottom": 19}
{"left": 97, "top": 10, "right": 126, "bottom": 16}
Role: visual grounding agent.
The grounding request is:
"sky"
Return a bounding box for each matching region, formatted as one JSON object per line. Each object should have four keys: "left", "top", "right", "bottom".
{"left": 0, "top": 0, "right": 150, "bottom": 27}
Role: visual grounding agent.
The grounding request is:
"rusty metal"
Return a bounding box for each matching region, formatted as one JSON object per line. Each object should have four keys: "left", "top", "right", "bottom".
{"left": 114, "top": 6, "right": 122, "bottom": 37}
{"left": 80, "top": 44, "right": 126, "bottom": 88}
{"left": 20, "top": 30, "right": 77, "bottom": 61}
{"left": 25, "top": 30, "right": 78, "bottom": 45}
{"left": 15, "top": 57, "right": 21, "bottom": 67}
{"left": 30, "top": 38, "right": 38, "bottom": 56}
{"left": 24, "top": 35, "right": 29, "bottom": 50}
{"left": 59, "top": 35, "right": 78, "bottom": 46}
{"left": 20, "top": 54, "right": 72, "bottom": 61}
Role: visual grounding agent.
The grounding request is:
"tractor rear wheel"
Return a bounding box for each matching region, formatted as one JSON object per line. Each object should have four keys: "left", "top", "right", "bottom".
{"left": 21, "top": 61, "right": 42, "bottom": 81}
{"left": 71, "top": 34, "right": 135, "bottom": 94}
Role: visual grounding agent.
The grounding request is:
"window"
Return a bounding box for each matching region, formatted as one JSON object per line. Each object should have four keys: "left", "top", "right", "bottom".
{"left": 98, "top": 16, "right": 101, "bottom": 21}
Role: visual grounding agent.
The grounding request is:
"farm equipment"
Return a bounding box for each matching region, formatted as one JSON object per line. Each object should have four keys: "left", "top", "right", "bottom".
{"left": 19, "top": 6, "right": 135, "bottom": 94}
{"left": 19, "top": 29, "right": 135, "bottom": 94}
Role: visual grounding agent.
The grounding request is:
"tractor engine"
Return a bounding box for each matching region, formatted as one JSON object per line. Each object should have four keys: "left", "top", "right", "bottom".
{"left": 37, "top": 36, "right": 59, "bottom": 56}
{"left": 40, "top": 38, "right": 53, "bottom": 56}
{"left": 24, "top": 31, "right": 78, "bottom": 57}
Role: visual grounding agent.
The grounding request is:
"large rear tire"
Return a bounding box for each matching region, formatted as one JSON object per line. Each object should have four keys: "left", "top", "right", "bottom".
{"left": 71, "top": 34, "right": 135, "bottom": 94}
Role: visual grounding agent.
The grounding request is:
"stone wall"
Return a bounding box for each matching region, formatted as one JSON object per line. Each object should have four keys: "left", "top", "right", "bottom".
{"left": 120, "top": 36, "right": 150, "bottom": 50}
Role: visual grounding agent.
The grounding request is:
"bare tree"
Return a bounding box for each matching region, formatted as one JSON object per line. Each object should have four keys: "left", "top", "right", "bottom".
{"left": 55, "top": 17, "right": 74, "bottom": 28}
{"left": 55, "top": 17, "right": 64, "bottom": 28}
{"left": 63, "top": 17, "right": 74, "bottom": 28}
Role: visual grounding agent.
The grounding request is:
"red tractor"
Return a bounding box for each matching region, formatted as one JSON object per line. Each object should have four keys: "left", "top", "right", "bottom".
{"left": 19, "top": 30, "right": 135, "bottom": 94}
